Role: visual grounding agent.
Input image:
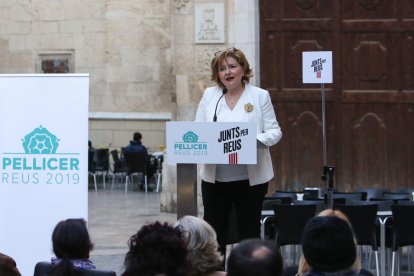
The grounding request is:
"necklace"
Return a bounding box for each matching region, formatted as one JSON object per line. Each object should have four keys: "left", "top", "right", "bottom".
{"left": 226, "top": 92, "right": 242, "bottom": 106}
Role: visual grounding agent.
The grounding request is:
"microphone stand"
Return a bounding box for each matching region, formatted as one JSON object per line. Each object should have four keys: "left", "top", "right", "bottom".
{"left": 213, "top": 88, "right": 227, "bottom": 122}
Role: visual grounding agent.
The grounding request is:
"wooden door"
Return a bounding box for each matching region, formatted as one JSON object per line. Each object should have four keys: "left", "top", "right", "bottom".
{"left": 260, "top": 0, "right": 414, "bottom": 193}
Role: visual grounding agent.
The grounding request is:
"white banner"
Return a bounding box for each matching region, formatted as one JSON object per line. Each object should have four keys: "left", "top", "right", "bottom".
{"left": 0, "top": 74, "right": 89, "bottom": 275}
{"left": 302, "top": 51, "right": 333, "bottom": 83}
{"left": 166, "top": 122, "right": 257, "bottom": 164}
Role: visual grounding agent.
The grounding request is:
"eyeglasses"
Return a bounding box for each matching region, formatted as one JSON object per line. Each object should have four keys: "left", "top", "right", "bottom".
{"left": 214, "top": 47, "right": 237, "bottom": 57}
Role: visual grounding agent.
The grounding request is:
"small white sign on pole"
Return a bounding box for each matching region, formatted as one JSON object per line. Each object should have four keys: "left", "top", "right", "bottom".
{"left": 302, "top": 51, "right": 333, "bottom": 83}
{"left": 166, "top": 122, "right": 257, "bottom": 164}
{"left": 0, "top": 74, "right": 89, "bottom": 276}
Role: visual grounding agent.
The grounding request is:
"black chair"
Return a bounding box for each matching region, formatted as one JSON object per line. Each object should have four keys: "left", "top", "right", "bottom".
{"left": 93, "top": 148, "right": 110, "bottom": 190}
{"left": 272, "top": 191, "right": 298, "bottom": 200}
{"left": 395, "top": 188, "right": 414, "bottom": 196}
{"left": 301, "top": 197, "right": 346, "bottom": 208}
{"left": 88, "top": 149, "right": 97, "bottom": 191}
{"left": 110, "top": 149, "right": 129, "bottom": 190}
{"left": 123, "top": 151, "right": 148, "bottom": 193}
{"left": 152, "top": 153, "right": 164, "bottom": 192}
{"left": 336, "top": 203, "right": 380, "bottom": 275}
{"left": 269, "top": 196, "right": 293, "bottom": 205}
{"left": 332, "top": 192, "right": 364, "bottom": 203}
{"left": 262, "top": 198, "right": 282, "bottom": 210}
{"left": 272, "top": 204, "right": 317, "bottom": 266}
{"left": 390, "top": 204, "right": 414, "bottom": 276}
{"left": 34, "top": 261, "right": 116, "bottom": 276}
{"left": 261, "top": 198, "right": 281, "bottom": 239}
{"left": 303, "top": 187, "right": 322, "bottom": 199}
{"left": 354, "top": 188, "right": 391, "bottom": 201}
{"left": 366, "top": 199, "right": 394, "bottom": 211}
{"left": 397, "top": 201, "right": 414, "bottom": 206}
{"left": 383, "top": 192, "right": 412, "bottom": 202}
{"left": 293, "top": 199, "right": 326, "bottom": 214}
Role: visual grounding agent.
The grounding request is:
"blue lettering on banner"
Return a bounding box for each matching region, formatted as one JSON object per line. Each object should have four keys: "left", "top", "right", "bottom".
{"left": 0, "top": 125, "right": 81, "bottom": 185}
{"left": 2, "top": 157, "right": 79, "bottom": 170}
{"left": 174, "top": 143, "right": 207, "bottom": 150}
{"left": 173, "top": 130, "right": 208, "bottom": 156}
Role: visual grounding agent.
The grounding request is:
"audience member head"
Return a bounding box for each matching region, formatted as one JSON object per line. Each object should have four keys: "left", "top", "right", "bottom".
{"left": 174, "top": 216, "right": 223, "bottom": 276}
{"left": 52, "top": 218, "right": 93, "bottom": 260}
{"left": 51, "top": 218, "right": 94, "bottom": 275}
{"left": 122, "top": 221, "right": 188, "bottom": 276}
{"left": 227, "top": 239, "right": 283, "bottom": 276}
{"left": 0, "top": 253, "right": 21, "bottom": 276}
{"left": 301, "top": 216, "right": 357, "bottom": 273}
{"left": 297, "top": 209, "right": 361, "bottom": 275}
{"left": 133, "top": 132, "right": 142, "bottom": 142}
{"left": 318, "top": 208, "right": 350, "bottom": 222}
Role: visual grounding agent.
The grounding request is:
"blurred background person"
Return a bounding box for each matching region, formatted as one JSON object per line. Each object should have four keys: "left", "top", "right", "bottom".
{"left": 123, "top": 132, "right": 148, "bottom": 156}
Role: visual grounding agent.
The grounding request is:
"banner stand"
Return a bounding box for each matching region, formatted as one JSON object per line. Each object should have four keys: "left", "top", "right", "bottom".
{"left": 177, "top": 164, "right": 197, "bottom": 219}
{"left": 0, "top": 74, "right": 89, "bottom": 276}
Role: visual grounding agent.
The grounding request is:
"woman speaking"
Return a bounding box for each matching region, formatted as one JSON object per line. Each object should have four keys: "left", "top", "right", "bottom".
{"left": 195, "top": 47, "right": 282, "bottom": 256}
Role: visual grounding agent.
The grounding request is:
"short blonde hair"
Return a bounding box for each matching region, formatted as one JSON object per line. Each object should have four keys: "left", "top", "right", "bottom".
{"left": 175, "top": 216, "right": 223, "bottom": 276}
{"left": 210, "top": 48, "right": 253, "bottom": 88}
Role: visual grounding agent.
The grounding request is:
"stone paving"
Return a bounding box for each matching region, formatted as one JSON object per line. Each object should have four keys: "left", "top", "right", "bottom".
{"left": 88, "top": 188, "right": 177, "bottom": 275}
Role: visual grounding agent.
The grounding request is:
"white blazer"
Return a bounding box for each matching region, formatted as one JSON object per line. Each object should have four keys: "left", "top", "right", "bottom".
{"left": 195, "top": 84, "right": 282, "bottom": 185}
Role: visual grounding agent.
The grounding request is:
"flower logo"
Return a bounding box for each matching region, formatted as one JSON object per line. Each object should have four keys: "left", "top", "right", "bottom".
{"left": 182, "top": 131, "right": 199, "bottom": 143}
{"left": 244, "top": 103, "right": 254, "bottom": 113}
{"left": 21, "top": 126, "right": 59, "bottom": 154}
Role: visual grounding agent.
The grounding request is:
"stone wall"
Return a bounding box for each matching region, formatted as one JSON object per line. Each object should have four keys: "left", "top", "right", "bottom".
{"left": 0, "top": 0, "right": 173, "bottom": 150}
{"left": 0, "top": 0, "right": 260, "bottom": 215}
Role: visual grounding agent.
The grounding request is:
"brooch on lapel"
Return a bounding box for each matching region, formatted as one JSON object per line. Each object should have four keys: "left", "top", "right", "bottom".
{"left": 244, "top": 103, "right": 253, "bottom": 112}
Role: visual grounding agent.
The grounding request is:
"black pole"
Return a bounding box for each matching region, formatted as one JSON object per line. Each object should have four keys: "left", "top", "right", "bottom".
{"left": 320, "top": 83, "right": 335, "bottom": 209}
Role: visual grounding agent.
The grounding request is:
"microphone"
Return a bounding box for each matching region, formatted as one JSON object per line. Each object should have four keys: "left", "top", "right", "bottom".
{"left": 213, "top": 88, "right": 227, "bottom": 122}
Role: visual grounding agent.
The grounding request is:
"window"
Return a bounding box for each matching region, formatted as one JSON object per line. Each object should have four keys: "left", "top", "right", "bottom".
{"left": 37, "top": 52, "right": 74, "bottom": 73}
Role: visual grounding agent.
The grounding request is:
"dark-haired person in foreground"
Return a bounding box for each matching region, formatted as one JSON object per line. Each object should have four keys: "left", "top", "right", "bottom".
{"left": 0, "top": 252, "right": 21, "bottom": 276}
{"left": 301, "top": 216, "right": 368, "bottom": 276}
{"left": 34, "top": 218, "right": 98, "bottom": 276}
{"left": 227, "top": 239, "right": 283, "bottom": 276}
{"left": 122, "top": 221, "right": 189, "bottom": 276}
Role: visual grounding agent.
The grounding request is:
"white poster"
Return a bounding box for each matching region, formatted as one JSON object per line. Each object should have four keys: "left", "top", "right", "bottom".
{"left": 302, "top": 51, "right": 333, "bottom": 83}
{"left": 0, "top": 74, "right": 89, "bottom": 275}
{"left": 166, "top": 122, "right": 257, "bottom": 164}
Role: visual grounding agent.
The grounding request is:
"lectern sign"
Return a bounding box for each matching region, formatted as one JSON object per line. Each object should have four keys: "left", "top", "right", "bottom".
{"left": 167, "top": 122, "right": 257, "bottom": 164}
